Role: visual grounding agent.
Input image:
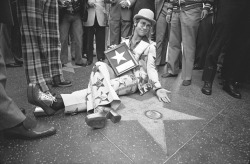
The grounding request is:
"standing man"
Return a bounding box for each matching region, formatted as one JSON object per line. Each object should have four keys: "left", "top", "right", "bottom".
{"left": 162, "top": 0, "right": 213, "bottom": 86}
{"left": 58, "top": 0, "right": 87, "bottom": 67}
{"left": 105, "top": 0, "right": 136, "bottom": 45}
{"left": 0, "top": 0, "right": 56, "bottom": 140}
{"left": 17, "top": 0, "right": 72, "bottom": 96}
{"left": 201, "top": 0, "right": 250, "bottom": 98}
{"left": 155, "top": 0, "right": 170, "bottom": 66}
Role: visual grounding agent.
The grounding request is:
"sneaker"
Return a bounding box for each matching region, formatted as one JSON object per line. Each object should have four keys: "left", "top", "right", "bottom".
{"left": 27, "top": 83, "right": 57, "bottom": 115}
{"left": 182, "top": 80, "right": 191, "bottom": 86}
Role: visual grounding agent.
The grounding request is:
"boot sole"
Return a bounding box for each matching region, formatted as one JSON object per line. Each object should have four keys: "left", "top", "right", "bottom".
{"left": 27, "top": 83, "right": 55, "bottom": 116}
{"left": 106, "top": 110, "right": 121, "bottom": 123}
{"left": 85, "top": 115, "right": 107, "bottom": 129}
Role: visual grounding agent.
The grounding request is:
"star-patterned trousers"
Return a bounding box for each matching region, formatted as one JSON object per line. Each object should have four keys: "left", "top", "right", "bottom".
{"left": 61, "top": 62, "right": 138, "bottom": 113}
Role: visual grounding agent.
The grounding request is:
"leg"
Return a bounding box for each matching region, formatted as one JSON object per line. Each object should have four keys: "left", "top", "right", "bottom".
{"left": 166, "top": 12, "right": 182, "bottom": 75}
{"left": 109, "top": 20, "right": 121, "bottom": 45}
{"left": 155, "top": 2, "right": 169, "bottom": 66}
{"left": 85, "top": 26, "right": 95, "bottom": 64}
{"left": 95, "top": 25, "right": 106, "bottom": 61}
{"left": 120, "top": 19, "right": 131, "bottom": 39}
{"left": 71, "top": 14, "right": 84, "bottom": 65}
{"left": 180, "top": 7, "right": 201, "bottom": 81}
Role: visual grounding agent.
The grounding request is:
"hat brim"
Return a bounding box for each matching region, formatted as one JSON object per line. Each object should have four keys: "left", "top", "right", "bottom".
{"left": 133, "top": 15, "right": 156, "bottom": 26}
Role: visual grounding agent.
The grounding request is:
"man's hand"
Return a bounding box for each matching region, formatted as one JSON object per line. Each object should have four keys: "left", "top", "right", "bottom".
{"left": 156, "top": 88, "right": 171, "bottom": 103}
{"left": 201, "top": 10, "right": 208, "bottom": 20}
{"left": 166, "top": 15, "right": 172, "bottom": 23}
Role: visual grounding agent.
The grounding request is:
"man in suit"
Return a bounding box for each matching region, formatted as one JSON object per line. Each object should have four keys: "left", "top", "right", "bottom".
{"left": 105, "top": 0, "right": 136, "bottom": 45}
{"left": 155, "top": 0, "right": 170, "bottom": 66}
{"left": 0, "top": 0, "right": 56, "bottom": 139}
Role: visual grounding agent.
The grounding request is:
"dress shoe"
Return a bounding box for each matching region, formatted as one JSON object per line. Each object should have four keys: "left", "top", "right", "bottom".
{"left": 27, "top": 83, "right": 64, "bottom": 115}
{"left": 6, "top": 63, "right": 22, "bottom": 68}
{"left": 161, "top": 73, "right": 178, "bottom": 78}
{"left": 75, "top": 63, "right": 87, "bottom": 67}
{"left": 53, "top": 75, "right": 72, "bottom": 87}
{"left": 201, "top": 81, "right": 212, "bottom": 95}
{"left": 3, "top": 116, "right": 56, "bottom": 140}
{"left": 182, "top": 80, "right": 191, "bottom": 86}
{"left": 86, "top": 61, "right": 93, "bottom": 66}
{"left": 85, "top": 106, "right": 121, "bottom": 129}
{"left": 223, "top": 81, "right": 241, "bottom": 99}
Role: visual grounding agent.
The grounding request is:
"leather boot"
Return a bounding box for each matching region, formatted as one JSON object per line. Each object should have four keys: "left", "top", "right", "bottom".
{"left": 53, "top": 75, "right": 72, "bottom": 87}
{"left": 201, "top": 81, "right": 212, "bottom": 95}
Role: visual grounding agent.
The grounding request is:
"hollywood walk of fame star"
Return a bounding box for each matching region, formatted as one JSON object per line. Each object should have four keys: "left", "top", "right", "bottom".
{"left": 111, "top": 51, "right": 127, "bottom": 64}
{"left": 118, "top": 96, "right": 203, "bottom": 153}
{"left": 95, "top": 91, "right": 109, "bottom": 104}
{"left": 92, "top": 78, "right": 105, "bottom": 90}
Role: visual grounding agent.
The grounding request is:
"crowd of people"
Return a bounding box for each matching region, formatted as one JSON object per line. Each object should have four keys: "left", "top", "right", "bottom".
{"left": 0, "top": 0, "right": 249, "bottom": 140}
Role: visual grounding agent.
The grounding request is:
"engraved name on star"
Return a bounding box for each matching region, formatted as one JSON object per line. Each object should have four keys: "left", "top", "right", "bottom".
{"left": 111, "top": 51, "right": 127, "bottom": 64}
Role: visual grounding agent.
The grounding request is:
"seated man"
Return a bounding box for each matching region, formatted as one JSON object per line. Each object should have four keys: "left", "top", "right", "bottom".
{"left": 27, "top": 9, "right": 171, "bottom": 129}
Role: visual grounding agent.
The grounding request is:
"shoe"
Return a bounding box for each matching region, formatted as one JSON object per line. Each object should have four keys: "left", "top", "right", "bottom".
{"left": 53, "top": 75, "right": 72, "bottom": 87}
{"left": 223, "top": 81, "right": 241, "bottom": 99}
{"left": 6, "top": 63, "right": 22, "bottom": 68}
{"left": 27, "top": 83, "right": 57, "bottom": 115}
{"left": 86, "top": 61, "right": 93, "bottom": 66}
{"left": 3, "top": 116, "right": 56, "bottom": 140}
{"left": 75, "top": 63, "right": 86, "bottom": 67}
{"left": 201, "top": 81, "right": 212, "bottom": 95}
{"left": 193, "top": 64, "right": 202, "bottom": 70}
{"left": 85, "top": 106, "right": 121, "bottom": 129}
{"left": 161, "top": 73, "right": 178, "bottom": 78}
{"left": 182, "top": 80, "right": 191, "bottom": 86}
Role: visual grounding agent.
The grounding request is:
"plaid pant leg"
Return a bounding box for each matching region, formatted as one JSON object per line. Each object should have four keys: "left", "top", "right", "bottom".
{"left": 18, "top": 0, "right": 51, "bottom": 92}
{"left": 43, "top": 0, "right": 63, "bottom": 80}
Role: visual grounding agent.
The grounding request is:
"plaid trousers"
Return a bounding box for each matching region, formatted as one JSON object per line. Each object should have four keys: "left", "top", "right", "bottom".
{"left": 18, "top": 0, "right": 63, "bottom": 92}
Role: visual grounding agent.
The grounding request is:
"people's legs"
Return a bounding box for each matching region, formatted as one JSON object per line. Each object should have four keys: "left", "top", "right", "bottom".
{"left": 194, "top": 14, "right": 213, "bottom": 69}
{"left": 180, "top": 7, "right": 201, "bottom": 81}
{"left": 0, "top": 24, "right": 14, "bottom": 65}
{"left": 85, "top": 26, "right": 95, "bottom": 64}
{"left": 155, "top": 3, "right": 169, "bottom": 66}
{"left": 166, "top": 12, "right": 182, "bottom": 75}
{"left": 71, "top": 14, "right": 84, "bottom": 65}
{"left": 59, "top": 14, "right": 71, "bottom": 65}
{"left": 95, "top": 25, "right": 106, "bottom": 61}
{"left": 109, "top": 20, "right": 120, "bottom": 45}
{"left": 0, "top": 47, "right": 26, "bottom": 130}
{"left": 17, "top": 0, "right": 51, "bottom": 92}
{"left": 120, "top": 19, "right": 131, "bottom": 39}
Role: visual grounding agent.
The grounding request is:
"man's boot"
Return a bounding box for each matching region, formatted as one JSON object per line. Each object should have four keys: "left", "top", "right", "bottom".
{"left": 201, "top": 81, "right": 212, "bottom": 95}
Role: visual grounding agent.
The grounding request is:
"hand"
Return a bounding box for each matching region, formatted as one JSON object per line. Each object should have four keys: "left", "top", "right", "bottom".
{"left": 88, "top": 1, "right": 95, "bottom": 7}
{"left": 156, "top": 88, "right": 171, "bottom": 103}
{"left": 119, "top": 0, "right": 129, "bottom": 8}
{"left": 166, "top": 15, "right": 171, "bottom": 23}
{"left": 201, "top": 10, "right": 208, "bottom": 20}
{"left": 108, "top": 44, "right": 117, "bottom": 49}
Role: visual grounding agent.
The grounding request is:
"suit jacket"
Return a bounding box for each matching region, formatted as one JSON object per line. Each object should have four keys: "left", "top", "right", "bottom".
{"left": 84, "top": 0, "right": 107, "bottom": 26}
{"left": 155, "top": 0, "right": 166, "bottom": 21}
{"left": 0, "top": 0, "right": 13, "bottom": 25}
{"left": 107, "top": 0, "right": 136, "bottom": 21}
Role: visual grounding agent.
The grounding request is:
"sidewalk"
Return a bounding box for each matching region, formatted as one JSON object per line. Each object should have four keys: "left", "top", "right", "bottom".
{"left": 0, "top": 64, "right": 250, "bottom": 164}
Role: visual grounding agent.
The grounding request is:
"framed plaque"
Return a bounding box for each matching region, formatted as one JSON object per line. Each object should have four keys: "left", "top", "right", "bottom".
{"left": 104, "top": 42, "right": 138, "bottom": 76}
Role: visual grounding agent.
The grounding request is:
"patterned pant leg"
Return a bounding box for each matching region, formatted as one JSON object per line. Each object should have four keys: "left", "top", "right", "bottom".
{"left": 86, "top": 62, "right": 138, "bottom": 112}
{"left": 17, "top": 0, "right": 51, "bottom": 92}
{"left": 43, "top": 0, "right": 63, "bottom": 80}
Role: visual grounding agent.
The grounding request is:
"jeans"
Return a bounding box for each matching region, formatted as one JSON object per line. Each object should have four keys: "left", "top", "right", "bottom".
{"left": 59, "top": 13, "right": 84, "bottom": 65}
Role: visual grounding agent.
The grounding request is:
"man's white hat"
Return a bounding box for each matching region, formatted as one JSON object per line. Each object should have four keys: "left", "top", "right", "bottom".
{"left": 133, "top": 9, "right": 156, "bottom": 25}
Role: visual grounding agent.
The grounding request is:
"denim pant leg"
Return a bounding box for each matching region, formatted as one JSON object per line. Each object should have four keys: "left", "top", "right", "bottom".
{"left": 71, "top": 14, "right": 84, "bottom": 64}
{"left": 167, "top": 12, "right": 182, "bottom": 75}
{"left": 59, "top": 14, "right": 71, "bottom": 64}
{"left": 109, "top": 20, "right": 121, "bottom": 45}
{"left": 180, "top": 7, "right": 201, "bottom": 80}
{"left": 120, "top": 19, "right": 131, "bottom": 39}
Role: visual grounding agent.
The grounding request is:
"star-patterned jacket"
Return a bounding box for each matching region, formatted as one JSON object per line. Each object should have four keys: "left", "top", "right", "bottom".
{"left": 122, "top": 37, "right": 161, "bottom": 95}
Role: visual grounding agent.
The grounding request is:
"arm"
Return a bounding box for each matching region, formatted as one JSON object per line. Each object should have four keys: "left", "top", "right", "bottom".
{"left": 146, "top": 43, "right": 171, "bottom": 103}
